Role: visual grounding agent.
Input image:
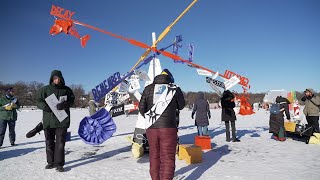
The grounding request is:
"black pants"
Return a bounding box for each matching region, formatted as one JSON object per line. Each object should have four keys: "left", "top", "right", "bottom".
{"left": 0, "top": 120, "right": 16, "bottom": 146}
{"left": 44, "top": 128, "right": 67, "bottom": 166}
{"left": 225, "top": 121, "right": 236, "bottom": 141}
{"left": 306, "top": 116, "right": 320, "bottom": 133}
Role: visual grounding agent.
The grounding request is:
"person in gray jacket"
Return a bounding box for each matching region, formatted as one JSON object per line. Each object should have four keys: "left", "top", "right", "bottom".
{"left": 192, "top": 92, "right": 211, "bottom": 136}
{"left": 301, "top": 88, "right": 320, "bottom": 133}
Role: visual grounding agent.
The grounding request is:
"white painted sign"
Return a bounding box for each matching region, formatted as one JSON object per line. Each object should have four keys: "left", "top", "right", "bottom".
{"left": 134, "top": 91, "right": 142, "bottom": 102}
{"left": 135, "top": 70, "right": 151, "bottom": 82}
{"left": 224, "top": 76, "right": 240, "bottom": 90}
{"left": 212, "top": 71, "right": 219, "bottom": 79}
{"left": 124, "top": 104, "right": 135, "bottom": 110}
{"left": 45, "top": 94, "right": 68, "bottom": 122}
{"left": 129, "top": 80, "right": 141, "bottom": 92}
{"left": 196, "top": 69, "right": 212, "bottom": 76}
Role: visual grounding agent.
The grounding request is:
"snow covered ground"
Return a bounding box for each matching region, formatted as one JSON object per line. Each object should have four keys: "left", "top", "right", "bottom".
{"left": 0, "top": 108, "right": 319, "bottom": 180}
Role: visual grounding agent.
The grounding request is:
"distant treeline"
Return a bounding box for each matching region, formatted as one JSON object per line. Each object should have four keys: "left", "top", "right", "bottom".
{"left": 0, "top": 81, "right": 317, "bottom": 107}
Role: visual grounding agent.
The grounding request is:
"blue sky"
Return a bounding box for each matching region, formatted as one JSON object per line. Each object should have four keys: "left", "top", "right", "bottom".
{"left": 0, "top": 0, "right": 319, "bottom": 93}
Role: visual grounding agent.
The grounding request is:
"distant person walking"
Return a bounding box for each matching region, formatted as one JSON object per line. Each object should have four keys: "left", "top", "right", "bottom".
{"left": 192, "top": 91, "right": 211, "bottom": 136}
{"left": 269, "top": 96, "right": 291, "bottom": 141}
{"left": 0, "top": 87, "right": 20, "bottom": 148}
{"left": 36, "top": 70, "right": 75, "bottom": 172}
{"left": 221, "top": 90, "right": 240, "bottom": 142}
{"left": 301, "top": 88, "right": 320, "bottom": 133}
{"left": 88, "top": 92, "right": 99, "bottom": 116}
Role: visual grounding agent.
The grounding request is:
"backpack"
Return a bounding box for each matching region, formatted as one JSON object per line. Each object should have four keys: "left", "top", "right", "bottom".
{"left": 269, "top": 103, "right": 280, "bottom": 114}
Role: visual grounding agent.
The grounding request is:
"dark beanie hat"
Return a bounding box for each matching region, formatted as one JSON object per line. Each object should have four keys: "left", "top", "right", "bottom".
{"left": 161, "top": 69, "right": 175, "bottom": 83}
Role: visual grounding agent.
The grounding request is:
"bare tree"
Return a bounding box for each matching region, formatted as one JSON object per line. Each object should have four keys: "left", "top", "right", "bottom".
{"left": 70, "top": 84, "right": 86, "bottom": 107}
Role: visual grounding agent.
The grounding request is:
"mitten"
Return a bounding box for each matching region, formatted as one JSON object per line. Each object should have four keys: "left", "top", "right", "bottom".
{"left": 5, "top": 105, "right": 13, "bottom": 111}
{"left": 56, "top": 101, "right": 70, "bottom": 110}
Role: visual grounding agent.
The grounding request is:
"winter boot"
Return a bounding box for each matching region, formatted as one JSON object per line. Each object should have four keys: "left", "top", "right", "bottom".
{"left": 56, "top": 166, "right": 64, "bottom": 172}
{"left": 232, "top": 138, "right": 241, "bottom": 142}
{"left": 45, "top": 164, "right": 55, "bottom": 169}
{"left": 26, "top": 122, "right": 43, "bottom": 138}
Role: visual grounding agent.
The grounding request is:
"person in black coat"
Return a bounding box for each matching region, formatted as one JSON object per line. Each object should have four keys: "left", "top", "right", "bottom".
{"left": 192, "top": 91, "right": 211, "bottom": 136}
{"left": 269, "top": 96, "right": 291, "bottom": 141}
{"left": 139, "top": 69, "right": 185, "bottom": 180}
{"left": 221, "top": 90, "right": 240, "bottom": 142}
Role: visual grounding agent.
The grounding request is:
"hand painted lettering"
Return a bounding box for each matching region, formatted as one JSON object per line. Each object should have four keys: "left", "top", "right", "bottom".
{"left": 50, "top": 5, "right": 75, "bottom": 20}
{"left": 223, "top": 70, "right": 249, "bottom": 87}
{"left": 92, "top": 72, "right": 123, "bottom": 102}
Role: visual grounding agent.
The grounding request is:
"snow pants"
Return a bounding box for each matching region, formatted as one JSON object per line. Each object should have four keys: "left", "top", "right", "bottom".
{"left": 44, "top": 128, "right": 67, "bottom": 166}
{"left": 146, "top": 128, "right": 177, "bottom": 180}
{"left": 306, "top": 116, "right": 320, "bottom": 133}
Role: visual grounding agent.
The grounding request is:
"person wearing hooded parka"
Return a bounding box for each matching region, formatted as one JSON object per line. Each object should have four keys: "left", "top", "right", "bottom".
{"left": 192, "top": 91, "right": 211, "bottom": 136}
{"left": 36, "top": 70, "right": 75, "bottom": 172}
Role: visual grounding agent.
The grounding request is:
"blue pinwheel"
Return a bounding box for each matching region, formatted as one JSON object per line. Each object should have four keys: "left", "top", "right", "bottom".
{"left": 78, "top": 108, "right": 117, "bottom": 145}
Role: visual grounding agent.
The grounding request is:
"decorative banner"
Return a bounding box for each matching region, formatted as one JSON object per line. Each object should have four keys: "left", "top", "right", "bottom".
{"left": 109, "top": 104, "right": 125, "bottom": 117}
{"left": 196, "top": 69, "right": 212, "bottom": 76}
{"left": 92, "top": 72, "right": 122, "bottom": 102}
{"left": 129, "top": 80, "right": 141, "bottom": 92}
{"left": 224, "top": 76, "right": 240, "bottom": 90}
{"left": 206, "top": 77, "right": 225, "bottom": 89}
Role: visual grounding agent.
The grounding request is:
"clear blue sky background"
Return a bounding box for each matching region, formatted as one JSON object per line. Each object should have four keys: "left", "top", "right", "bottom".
{"left": 0, "top": 0, "right": 319, "bottom": 93}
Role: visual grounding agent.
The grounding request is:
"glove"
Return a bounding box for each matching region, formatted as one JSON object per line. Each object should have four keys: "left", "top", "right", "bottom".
{"left": 5, "top": 105, "right": 13, "bottom": 111}
{"left": 11, "top": 104, "right": 17, "bottom": 108}
{"left": 208, "top": 114, "right": 211, "bottom": 119}
{"left": 56, "top": 101, "right": 70, "bottom": 110}
{"left": 43, "top": 105, "right": 52, "bottom": 112}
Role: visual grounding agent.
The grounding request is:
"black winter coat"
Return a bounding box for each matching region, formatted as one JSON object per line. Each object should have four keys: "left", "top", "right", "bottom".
{"left": 221, "top": 90, "right": 236, "bottom": 122}
{"left": 269, "top": 96, "right": 291, "bottom": 134}
{"left": 139, "top": 74, "right": 185, "bottom": 129}
{"left": 192, "top": 92, "right": 210, "bottom": 126}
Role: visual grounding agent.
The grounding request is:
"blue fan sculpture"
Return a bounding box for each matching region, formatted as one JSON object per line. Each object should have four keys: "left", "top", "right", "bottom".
{"left": 78, "top": 108, "right": 117, "bottom": 145}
